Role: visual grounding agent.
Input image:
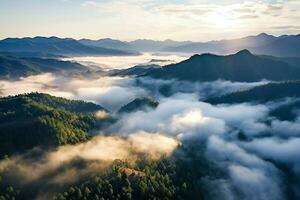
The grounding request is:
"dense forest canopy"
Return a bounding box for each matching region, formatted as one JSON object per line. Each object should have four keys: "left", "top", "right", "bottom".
{"left": 0, "top": 44, "right": 300, "bottom": 200}
{"left": 0, "top": 93, "right": 107, "bottom": 156}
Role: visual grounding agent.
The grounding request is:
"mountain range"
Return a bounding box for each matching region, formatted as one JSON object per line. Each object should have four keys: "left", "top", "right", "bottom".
{"left": 79, "top": 38, "right": 191, "bottom": 52}
{"left": 0, "top": 37, "right": 136, "bottom": 56}
{"left": 0, "top": 54, "right": 89, "bottom": 79}
{"left": 79, "top": 33, "right": 300, "bottom": 57}
{"left": 144, "top": 49, "right": 300, "bottom": 82}
{"left": 164, "top": 33, "right": 300, "bottom": 57}
{"left": 2, "top": 33, "right": 300, "bottom": 57}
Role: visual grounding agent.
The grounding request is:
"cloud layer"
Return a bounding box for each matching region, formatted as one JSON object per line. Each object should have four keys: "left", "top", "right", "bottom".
{"left": 1, "top": 72, "right": 300, "bottom": 199}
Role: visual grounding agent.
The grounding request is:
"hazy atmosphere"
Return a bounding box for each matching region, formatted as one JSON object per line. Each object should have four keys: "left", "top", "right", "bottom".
{"left": 1, "top": 0, "right": 300, "bottom": 40}
{"left": 0, "top": 0, "right": 300, "bottom": 200}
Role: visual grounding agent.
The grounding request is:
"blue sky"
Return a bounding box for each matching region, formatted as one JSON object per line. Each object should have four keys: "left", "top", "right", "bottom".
{"left": 0, "top": 0, "right": 299, "bottom": 41}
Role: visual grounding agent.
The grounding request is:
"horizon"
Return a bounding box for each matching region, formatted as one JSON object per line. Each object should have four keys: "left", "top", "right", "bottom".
{"left": 1, "top": 1, "right": 300, "bottom": 199}
{"left": 1, "top": 0, "right": 300, "bottom": 41}
{"left": 1, "top": 32, "right": 299, "bottom": 43}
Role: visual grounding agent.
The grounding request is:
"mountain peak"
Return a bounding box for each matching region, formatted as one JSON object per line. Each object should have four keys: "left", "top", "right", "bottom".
{"left": 257, "top": 33, "right": 270, "bottom": 37}
{"left": 236, "top": 49, "right": 253, "bottom": 56}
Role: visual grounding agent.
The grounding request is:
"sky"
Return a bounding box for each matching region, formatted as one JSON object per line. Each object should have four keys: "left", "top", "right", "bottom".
{"left": 0, "top": 0, "right": 300, "bottom": 41}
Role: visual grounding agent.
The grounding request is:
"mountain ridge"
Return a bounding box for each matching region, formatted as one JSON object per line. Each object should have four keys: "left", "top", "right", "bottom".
{"left": 0, "top": 37, "right": 136, "bottom": 56}
{"left": 163, "top": 33, "right": 300, "bottom": 57}
{"left": 145, "top": 49, "right": 300, "bottom": 82}
{"left": 0, "top": 54, "right": 89, "bottom": 79}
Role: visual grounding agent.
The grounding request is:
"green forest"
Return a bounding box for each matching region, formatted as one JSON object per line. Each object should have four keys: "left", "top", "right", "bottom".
{"left": 0, "top": 93, "right": 106, "bottom": 156}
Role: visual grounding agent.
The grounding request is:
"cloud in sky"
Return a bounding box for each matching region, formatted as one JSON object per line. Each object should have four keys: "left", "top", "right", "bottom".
{"left": 0, "top": 0, "right": 299, "bottom": 40}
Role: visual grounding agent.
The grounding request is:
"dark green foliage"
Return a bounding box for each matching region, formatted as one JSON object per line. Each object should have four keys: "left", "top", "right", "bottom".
{"left": 146, "top": 50, "right": 300, "bottom": 82}
{"left": 24, "top": 93, "right": 106, "bottom": 113}
{"left": 118, "top": 97, "right": 159, "bottom": 113}
{"left": 55, "top": 159, "right": 190, "bottom": 200}
{"left": 55, "top": 142, "right": 224, "bottom": 200}
{"left": 0, "top": 173, "right": 19, "bottom": 200}
{"left": 0, "top": 93, "right": 106, "bottom": 156}
{"left": 207, "top": 81, "right": 300, "bottom": 104}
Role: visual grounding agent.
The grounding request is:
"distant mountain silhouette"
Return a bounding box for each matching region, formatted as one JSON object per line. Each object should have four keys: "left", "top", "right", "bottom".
{"left": 145, "top": 50, "right": 300, "bottom": 82}
{"left": 164, "top": 33, "right": 300, "bottom": 57}
{"left": 0, "top": 37, "right": 135, "bottom": 56}
{"left": 129, "top": 39, "right": 191, "bottom": 52}
{"left": 7, "top": 33, "right": 299, "bottom": 57}
{"left": 79, "top": 38, "right": 137, "bottom": 53}
{"left": 0, "top": 55, "right": 88, "bottom": 79}
{"left": 79, "top": 38, "right": 191, "bottom": 52}
{"left": 252, "top": 34, "right": 300, "bottom": 57}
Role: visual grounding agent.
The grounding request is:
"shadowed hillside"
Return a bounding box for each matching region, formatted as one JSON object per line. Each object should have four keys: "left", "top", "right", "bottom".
{"left": 146, "top": 50, "right": 300, "bottom": 82}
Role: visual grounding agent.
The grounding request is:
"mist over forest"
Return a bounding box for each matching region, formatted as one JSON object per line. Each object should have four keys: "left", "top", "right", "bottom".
{"left": 1, "top": 1, "right": 300, "bottom": 198}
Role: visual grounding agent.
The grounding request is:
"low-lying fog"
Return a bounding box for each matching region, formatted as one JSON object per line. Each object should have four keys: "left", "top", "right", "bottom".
{"left": 1, "top": 55, "right": 300, "bottom": 200}
{"left": 62, "top": 53, "right": 188, "bottom": 70}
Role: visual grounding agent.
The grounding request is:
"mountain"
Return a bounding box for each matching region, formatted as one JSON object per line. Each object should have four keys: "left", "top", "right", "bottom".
{"left": 0, "top": 93, "right": 106, "bottom": 156}
{"left": 0, "top": 51, "right": 63, "bottom": 58}
{"left": 145, "top": 50, "right": 300, "bottom": 82}
{"left": 79, "top": 38, "right": 135, "bottom": 51}
{"left": 108, "top": 64, "right": 160, "bottom": 77}
{"left": 164, "top": 33, "right": 300, "bottom": 57}
{"left": 206, "top": 81, "right": 300, "bottom": 121}
{"left": 0, "top": 37, "right": 135, "bottom": 56}
{"left": 118, "top": 97, "right": 159, "bottom": 113}
{"left": 207, "top": 81, "right": 300, "bottom": 104}
{"left": 252, "top": 34, "right": 300, "bottom": 57}
{"left": 129, "top": 39, "right": 191, "bottom": 52}
{"left": 164, "top": 33, "right": 276, "bottom": 54}
{"left": 79, "top": 38, "right": 191, "bottom": 52}
{"left": 0, "top": 55, "right": 88, "bottom": 79}
{"left": 270, "top": 99, "right": 300, "bottom": 121}
{"left": 259, "top": 55, "right": 300, "bottom": 68}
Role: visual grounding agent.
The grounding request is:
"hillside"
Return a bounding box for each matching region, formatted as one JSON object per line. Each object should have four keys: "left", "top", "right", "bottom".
{"left": 207, "top": 81, "right": 300, "bottom": 104}
{"left": 146, "top": 50, "right": 300, "bottom": 82}
{"left": 207, "top": 81, "right": 300, "bottom": 121}
{"left": 118, "top": 97, "right": 159, "bottom": 113}
{"left": 0, "top": 55, "right": 88, "bottom": 79}
{"left": 0, "top": 37, "right": 134, "bottom": 56}
{"left": 108, "top": 64, "right": 160, "bottom": 77}
{"left": 0, "top": 93, "right": 106, "bottom": 156}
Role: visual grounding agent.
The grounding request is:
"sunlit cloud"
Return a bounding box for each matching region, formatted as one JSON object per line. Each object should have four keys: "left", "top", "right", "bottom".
{"left": 1, "top": 0, "right": 299, "bottom": 40}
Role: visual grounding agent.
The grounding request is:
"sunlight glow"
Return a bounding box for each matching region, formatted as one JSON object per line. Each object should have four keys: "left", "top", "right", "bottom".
{"left": 208, "top": 10, "right": 239, "bottom": 29}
